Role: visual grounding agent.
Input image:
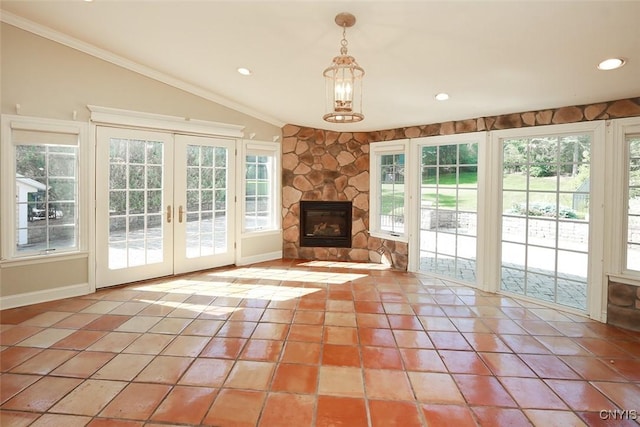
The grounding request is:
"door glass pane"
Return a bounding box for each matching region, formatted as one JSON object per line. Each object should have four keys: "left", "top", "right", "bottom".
{"left": 184, "top": 144, "right": 229, "bottom": 258}
{"left": 108, "top": 137, "right": 164, "bottom": 269}
{"left": 419, "top": 143, "right": 478, "bottom": 284}
{"left": 500, "top": 133, "right": 590, "bottom": 311}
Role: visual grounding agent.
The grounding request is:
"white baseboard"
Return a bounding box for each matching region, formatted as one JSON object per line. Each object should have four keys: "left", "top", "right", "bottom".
{"left": 236, "top": 250, "right": 283, "bottom": 266}
{"left": 0, "top": 282, "right": 93, "bottom": 310}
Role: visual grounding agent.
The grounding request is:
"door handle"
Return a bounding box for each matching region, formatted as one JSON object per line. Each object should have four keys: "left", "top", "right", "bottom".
{"left": 167, "top": 205, "right": 172, "bottom": 223}
{"left": 179, "top": 206, "right": 184, "bottom": 223}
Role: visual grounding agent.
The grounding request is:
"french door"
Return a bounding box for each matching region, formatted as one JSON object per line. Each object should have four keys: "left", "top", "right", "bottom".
{"left": 96, "top": 127, "right": 235, "bottom": 288}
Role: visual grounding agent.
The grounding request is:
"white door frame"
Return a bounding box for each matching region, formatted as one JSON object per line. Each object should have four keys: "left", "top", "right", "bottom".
{"left": 489, "top": 121, "right": 606, "bottom": 320}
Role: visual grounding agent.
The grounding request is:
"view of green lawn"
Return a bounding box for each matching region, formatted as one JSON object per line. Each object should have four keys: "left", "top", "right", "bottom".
{"left": 421, "top": 170, "right": 477, "bottom": 210}
{"left": 381, "top": 170, "right": 588, "bottom": 217}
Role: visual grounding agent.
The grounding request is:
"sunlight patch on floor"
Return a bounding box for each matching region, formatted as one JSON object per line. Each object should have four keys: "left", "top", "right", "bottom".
{"left": 205, "top": 267, "right": 367, "bottom": 285}
{"left": 298, "top": 260, "right": 392, "bottom": 270}
{"left": 132, "top": 278, "right": 323, "bottom": 302}
{"left": 136, "top": 298, "right": 239, "bottom": 316}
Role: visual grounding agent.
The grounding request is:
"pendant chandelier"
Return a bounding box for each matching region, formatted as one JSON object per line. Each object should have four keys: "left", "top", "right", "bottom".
{"left": 323, "top": 12, "right": 364, "bottom": 123}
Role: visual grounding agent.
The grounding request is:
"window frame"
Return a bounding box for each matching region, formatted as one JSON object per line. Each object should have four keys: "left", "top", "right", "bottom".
{"left": 1, "top": 115, "right": 89, "bottom": 262}
{"left": 239, "top": 139, "right": 281, "bottom": 235}
{"left": 369, "top": 139, "right": 410, "bottom": 242}
{"left": 609, "top": 117, "right": 640, "bottom": 281}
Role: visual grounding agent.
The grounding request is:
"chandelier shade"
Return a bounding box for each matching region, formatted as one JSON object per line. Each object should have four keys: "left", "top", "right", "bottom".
{"left": 323, "top": 13, "right": 364, "bottom": 123}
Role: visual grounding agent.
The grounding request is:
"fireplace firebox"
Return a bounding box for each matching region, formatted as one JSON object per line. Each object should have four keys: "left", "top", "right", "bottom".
{"left": 300, "top": 201, "right": 352, "bottom": 248}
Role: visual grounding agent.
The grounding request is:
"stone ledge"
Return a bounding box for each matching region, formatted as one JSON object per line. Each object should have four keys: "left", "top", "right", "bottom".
{"left": 607, "top": 304, "right": 640, "bottom": 332}
{"left": 607, "top": 280, "right": 640, "bottom": 332}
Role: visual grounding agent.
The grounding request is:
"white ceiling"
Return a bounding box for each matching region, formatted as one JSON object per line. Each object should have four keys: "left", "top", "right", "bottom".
{"left": 2, "top": 1, "right": 639, "bottom": 132}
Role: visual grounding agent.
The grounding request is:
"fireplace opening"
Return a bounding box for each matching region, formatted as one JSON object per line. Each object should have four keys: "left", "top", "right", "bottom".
{"left": 300, "top": 201, "right": 352, "bottom": 248}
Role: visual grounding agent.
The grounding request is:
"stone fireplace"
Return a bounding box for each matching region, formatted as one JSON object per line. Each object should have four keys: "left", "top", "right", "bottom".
{"left": 281, "top": 125, "right": 408, "bottom": 270}
{"left": 300, "top": 201, "right": 352, "bottom": 248}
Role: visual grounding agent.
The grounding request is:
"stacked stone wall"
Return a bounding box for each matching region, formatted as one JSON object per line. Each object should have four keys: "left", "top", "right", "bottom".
{"left": 608, "top": 281, "right": 640, "bottom": 331}
{"left": 281, "top": 97, "right": 639, "bottom": 276}
{"left": 367, "top": 98, "right": 640, "bottom": 142}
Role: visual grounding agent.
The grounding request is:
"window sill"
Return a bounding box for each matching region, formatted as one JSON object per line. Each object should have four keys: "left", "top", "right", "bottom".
{"left": 608, "top": 274, "right": 640, "bottom": 287}
{"left": 0, "top": 251, "right": 88, "bottom": 268}
{"left": 369, "top": 230, "right": 409, "bottom": 244}
{"left": 241, "top": 228, "right": 282, "bottom": 238}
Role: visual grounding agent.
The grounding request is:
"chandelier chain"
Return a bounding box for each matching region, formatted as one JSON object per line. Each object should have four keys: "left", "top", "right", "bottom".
{"left": 340, "top": 26, "right": 348, "bottom": 55}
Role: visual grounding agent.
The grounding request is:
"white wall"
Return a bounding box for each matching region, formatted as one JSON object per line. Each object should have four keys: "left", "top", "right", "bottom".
{"left": 1, "top": 23, "right": 283, "bottom": 305}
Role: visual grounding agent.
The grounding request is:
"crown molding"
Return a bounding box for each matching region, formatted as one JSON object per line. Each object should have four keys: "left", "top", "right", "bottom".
{"left": 1, "top": 11, "right": 286, "bottom": 129}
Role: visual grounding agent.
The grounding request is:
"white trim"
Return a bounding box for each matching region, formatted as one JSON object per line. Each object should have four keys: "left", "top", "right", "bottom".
{"left": 0, "top": 282, "right": 92, "bottom": 311}
{"left": 607, "top": 120, "right": 625, "bottom": 276}
{"left": 87, "top": 105, "right": 245, "bottom": 138}
{"left": 1, "top": 116, "right": 13, "bottom": 261}
{"left": 1, "top": 11, "right": 285, "bottom": 129}
{"left": 587, "top": 121, "right": 607, "bottom": 321}
{"left": 236, "top": 250, "right": 283, "bottom": 267}
{"left": 10, "top": 120, "right": 83, "bottom": 135}
{"left": 485, "top": 130, "right": 503, "bottom": 293}
{"left": 407, "top": 139, "right": 420, "bottom": 271}
{"left": 0, "top": 252, "right": 88, "bottom": 268}
{"left": 87, "top": 123, "right": 97, "bottom": 294}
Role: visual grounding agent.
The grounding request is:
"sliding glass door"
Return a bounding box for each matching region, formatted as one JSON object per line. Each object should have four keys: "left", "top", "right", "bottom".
{"left": 418, "top": 139, "right": 480, "bottom": 285}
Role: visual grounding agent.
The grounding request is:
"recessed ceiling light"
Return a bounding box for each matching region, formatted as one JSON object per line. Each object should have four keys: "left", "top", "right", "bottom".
{"left": 237, "top": 67, "right": 252, "bottom": 76}
{"left": 435, "top": 93, "right": 450, "bottom": 101}
{"left": 597, "top": 58, "right": 626, "bottom": 71}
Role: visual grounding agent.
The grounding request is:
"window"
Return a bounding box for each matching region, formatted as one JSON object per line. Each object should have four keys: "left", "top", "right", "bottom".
{"left": 242, "top": 141, "right": 279, "bottom": 233}
{"left": 626, "top": 132, "right": 640, "bottom": 272}
{"left": 605, "top": 117, "right": 640, "bottom": 282}
{"left": 1, "top": 115, "right": 87, "bottom": 259}
{"left": 370, "top": 140, "right": 408, "bottom": 241}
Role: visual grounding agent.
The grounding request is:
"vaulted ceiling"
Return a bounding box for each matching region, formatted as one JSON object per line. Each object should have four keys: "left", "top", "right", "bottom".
{"left": 2, "top": 1, "right": 639, "bottom": 132}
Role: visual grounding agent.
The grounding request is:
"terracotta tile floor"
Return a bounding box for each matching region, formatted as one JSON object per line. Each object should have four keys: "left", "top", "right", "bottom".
{"left": 1, "top": 259, "right": 640, "bottom": 426}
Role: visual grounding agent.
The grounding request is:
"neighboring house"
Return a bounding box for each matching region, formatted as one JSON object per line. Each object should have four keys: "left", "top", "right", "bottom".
{"left": 15, "top": 174, "right": 46, "bottom": 245}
